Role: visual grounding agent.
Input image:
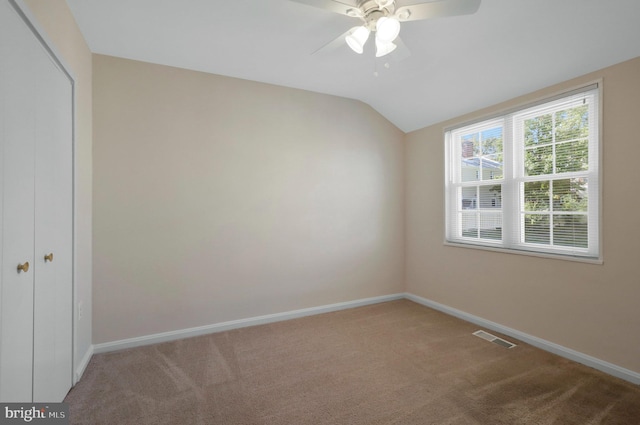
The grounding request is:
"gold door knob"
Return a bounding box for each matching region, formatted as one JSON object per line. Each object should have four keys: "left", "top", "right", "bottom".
{"left": 44, "top": 253, "right": 54, "bottom": 263}
{"left": 17, "top": 262, "right": 30, "bottom": 273}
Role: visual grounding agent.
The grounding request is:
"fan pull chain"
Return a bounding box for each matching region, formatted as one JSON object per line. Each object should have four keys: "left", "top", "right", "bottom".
{"left": 373, "top": 60, "right": 391, "bottom": 77}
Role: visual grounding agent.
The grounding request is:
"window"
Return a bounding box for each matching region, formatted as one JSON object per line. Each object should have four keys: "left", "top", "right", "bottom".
{"left": 445, "top": 85, "right": 600, "bottom": 259}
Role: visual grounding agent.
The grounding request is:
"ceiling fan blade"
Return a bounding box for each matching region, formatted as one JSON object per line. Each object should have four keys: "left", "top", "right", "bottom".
{"left": 396, "top": 0, "right": 481, "bottom": 22}
{"left": 313, "top": 30, "right": 410, "bottom": 59}
{"left": 289, "top": 0, "right": 359, "bottom": 17}
{"left": 311, "top": 27, "right": 356, "bottom": 55}
{"left": 389, "top": 36, "right": 411, "bottom": 61}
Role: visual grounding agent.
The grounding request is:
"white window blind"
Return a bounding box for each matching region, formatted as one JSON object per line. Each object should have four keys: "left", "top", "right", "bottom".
{"left": 445, "top": 85, "right": 600, "bottom": 259}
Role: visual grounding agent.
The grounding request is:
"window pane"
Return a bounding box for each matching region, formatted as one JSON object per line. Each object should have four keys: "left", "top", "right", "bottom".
{"left": 479, "top": 213, "right": 502, "bottom": 240}
{"left": 461, "top": 213, "right": 478, "bottom": 238}
{"left": 524, "top": 181, "right": 550, "bottom": 211}
{"left": 555, "top": 105, "right": 588, "bottom": 142}
{"left": 461, "top": 187, "right": 477, "bottom": 210}
{"left": 556, "top": 140, "right": 588, "bottom": 173}
{"left": 525, "top": 145, "right": 553, "bottom": 176}
{"left": 481, "top": 127, "right": 503, "bottom": 155}
{"left": 524, "top": 214, "right": 550, "bottom": 244}
{"left": 525, "top": 114, "right": 553, "bottom": 146}
{"left": 482, "top": 154, "right": 503, "bottom": 180}
{"left": 461, "top": 158, "right": 480, "bottom": 182}
{"left": 553, "top": 214, "right": 588, "bottom": 248}
{"left": 462, "top": 134, "right": 480, "bottom": 157}
{"left": 552, "top": 178, "right": 588, "bottom": 212}
{"left": 479, "top": 185, "right": 501, "bottom": 209}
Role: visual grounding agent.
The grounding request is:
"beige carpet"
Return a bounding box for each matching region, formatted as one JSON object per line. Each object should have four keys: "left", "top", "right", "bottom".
{"left": 65, "top": 300, "right": 640, "bottom": 424}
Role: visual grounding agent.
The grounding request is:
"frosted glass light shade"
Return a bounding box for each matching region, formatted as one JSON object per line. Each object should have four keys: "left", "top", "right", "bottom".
{"left": 346, "top": 26, "right": 370, "bottom": 54}
{"left": 376, "top": 17, "right": 400, "bottom": 43}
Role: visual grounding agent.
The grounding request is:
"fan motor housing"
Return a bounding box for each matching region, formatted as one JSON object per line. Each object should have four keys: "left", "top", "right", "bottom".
{"left": 357, "top": 0, "right": 395, "bottom": 28}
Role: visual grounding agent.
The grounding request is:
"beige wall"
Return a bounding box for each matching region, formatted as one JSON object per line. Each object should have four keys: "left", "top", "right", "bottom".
{"left": 406, "top": 56, "right": 640, "bottom": 374}
{"left": 92, "top": 55, "right": 405, "bottom": 344}
{"left": 23, "top": 0, "right": 93, "bottom": 376}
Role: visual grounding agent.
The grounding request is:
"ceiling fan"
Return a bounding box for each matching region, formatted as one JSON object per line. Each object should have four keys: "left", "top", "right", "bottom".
{"left": 291, "top": 0, "right": 481, "bottom": 58}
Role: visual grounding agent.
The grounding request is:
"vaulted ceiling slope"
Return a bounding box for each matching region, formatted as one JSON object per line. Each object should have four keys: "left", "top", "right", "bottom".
{"left": 66, "top": 0, "right": 640, "bottom": 133}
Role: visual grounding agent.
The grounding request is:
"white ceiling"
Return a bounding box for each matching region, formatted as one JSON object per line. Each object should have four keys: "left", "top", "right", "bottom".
{"left": 66, "top": 0, "right": 640, "bottom": 133}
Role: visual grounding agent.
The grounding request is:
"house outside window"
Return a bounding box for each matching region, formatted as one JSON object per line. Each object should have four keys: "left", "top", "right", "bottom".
{"left": 444, "top": 84, "right": 600, "bottom": 260}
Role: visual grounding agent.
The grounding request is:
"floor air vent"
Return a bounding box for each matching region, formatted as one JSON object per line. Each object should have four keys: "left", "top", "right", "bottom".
{"left": 473, "top": 330, "right": 516, "bottom": 349}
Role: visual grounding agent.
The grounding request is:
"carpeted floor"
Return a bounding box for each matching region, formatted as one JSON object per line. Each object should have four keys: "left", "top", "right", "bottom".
{"left": 65, "top": 300, "right": 640, "bottom": 424}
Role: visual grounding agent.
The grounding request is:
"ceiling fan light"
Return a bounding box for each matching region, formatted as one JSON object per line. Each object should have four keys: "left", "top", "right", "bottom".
{"left": 375, "top": 39, "right": 397, "bottom": 57}
{"left": 345, "top": 26, "right": 370, "bottom": 54}
{"left": 376, "top": 17, "right": 400, "bottom": 43}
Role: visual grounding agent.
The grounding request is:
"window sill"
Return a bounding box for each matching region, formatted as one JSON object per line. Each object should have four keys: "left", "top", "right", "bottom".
{"left": 443, "top": 240, "right": 603, "bottom": 265}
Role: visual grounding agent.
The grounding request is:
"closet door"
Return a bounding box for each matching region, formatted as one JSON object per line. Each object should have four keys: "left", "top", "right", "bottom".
{"left": 32, "top": 41, "right": 74, "bottom": 402}
{"left": 0, "top": 0, "right": 73, "bottom": 402}
{"left": 0, "top": 0, "right": 38, "bottom": 402}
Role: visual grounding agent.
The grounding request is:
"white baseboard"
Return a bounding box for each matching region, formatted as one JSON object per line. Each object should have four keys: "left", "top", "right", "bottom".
{"left": 404, "top": 292, "right": 640, "bottom": 385}
{"left": 85, "top": 292, "right": 639, "bottom": 386}
{"left": 92, "top": 293, "right": 405, "bottom": 354}
{"left": 74, "top": 345, "right": 94, "bottom": 384}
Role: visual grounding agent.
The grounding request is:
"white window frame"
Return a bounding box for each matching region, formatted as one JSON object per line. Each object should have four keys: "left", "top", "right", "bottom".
{"left": 444, "top": 83, "right": 602, "bottom": 262}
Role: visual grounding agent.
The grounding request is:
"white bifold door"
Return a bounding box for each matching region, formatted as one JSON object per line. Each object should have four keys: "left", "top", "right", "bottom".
{"left": 0, "top": 0, "right": 73, "bottom": 402}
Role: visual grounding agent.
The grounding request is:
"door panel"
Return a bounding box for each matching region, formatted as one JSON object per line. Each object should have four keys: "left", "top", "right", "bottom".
{"left": 0, "top": 1, "right": 37, "bottom": 402}
{"left": 33, "top": 50, "right": 74, "bottom": 402}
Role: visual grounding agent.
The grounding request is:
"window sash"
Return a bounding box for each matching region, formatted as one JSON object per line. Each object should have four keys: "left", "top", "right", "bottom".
{"left": 445, "top": 86, "right": 599, "bottom": 259}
